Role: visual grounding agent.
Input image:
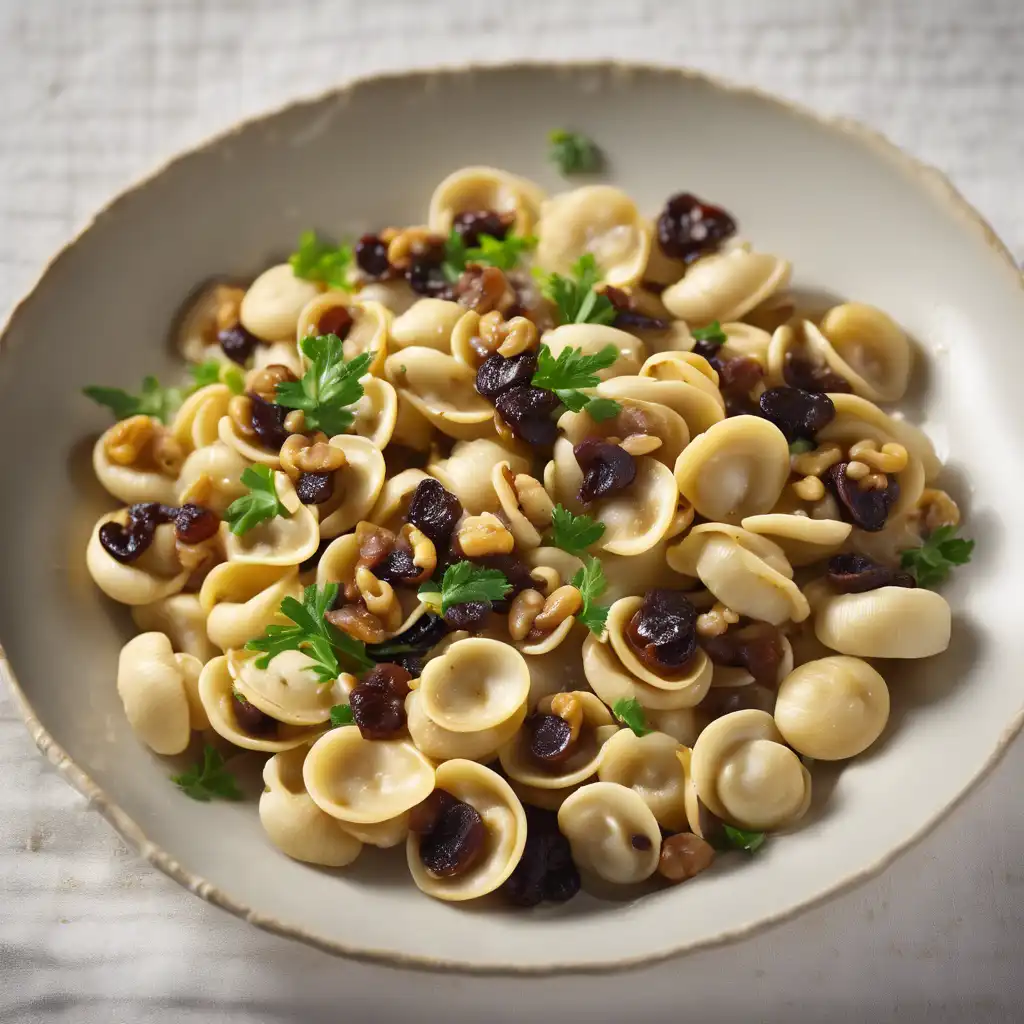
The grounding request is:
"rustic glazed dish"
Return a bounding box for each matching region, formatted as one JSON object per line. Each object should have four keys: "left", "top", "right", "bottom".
{"left": 1, "top": 62, "right": 1021, "bottom": 973}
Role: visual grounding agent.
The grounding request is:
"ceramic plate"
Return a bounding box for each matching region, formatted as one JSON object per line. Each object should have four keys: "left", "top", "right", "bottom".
{"left": 2, "top": 62, "right": 1022, "bottom": 973}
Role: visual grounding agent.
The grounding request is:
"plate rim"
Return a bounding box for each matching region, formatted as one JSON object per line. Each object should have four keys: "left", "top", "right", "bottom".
{"left": 2, "top": 58, "right": 1022, "bottom": 976}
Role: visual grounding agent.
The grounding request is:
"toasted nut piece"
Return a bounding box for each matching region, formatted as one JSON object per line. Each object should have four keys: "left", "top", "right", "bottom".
{"left": 104, "top": 415, "right": 156, "bottom": 466}
{"left": 859, "top": 472, "right": 889, "bottom": 492}
{"left": 792, "top": 442, "right": 843, "bottom": 478}
{"left": 457, "top": 512, "right": 515, "bottom": 557}
{"left": 476, "top": 310, "right": 505, "bottom": 354}
{"left": 228, "top": 394, "right": 256, "bottom": 438}
{"left": 620, "top": 433, "right": 662, "bottom": 457}
{"left": 495, "top": 316, "right": 539, "bottom": 358}
{"left": 529, "top": 567, "right": 561, "bottom": 597}
{"left": 844, "top": 460, "right": 870, "bottom": 481}
{"left": 354, "top": 567, "right": 402, "bottom": 631}
{"left": 918, "top": 488, "right": 960, "bottom": 532}
{"left": 283, "top": 410, "right": 306, "bottom": 434}
{"left": 175, "top": 534, "right": 220, "bottom": 574}
{"left": 386, "top": 227, "right": 441, "bottom": 270}
{"left": 792, "top": 475, "right": 826, "bottom": 502}
{"left": 246, "top": 363, "right": 297, "bottom": 401}
{"left": 215, "top": 285, "right": 246, "bottom": 332}
{"left": 279, "top": 433, "right": 345, "bottom": 478}
{"left": 400, "top": 524, "right": 437, "bottom": 577}
{"left": 696, "top": 602, "right": 740, "bottom": 639}
{"left": 532, "top": 585, "right": 583, "bottom": 632}
{"left": 849, "top": 439, "right": 908, "bottom": 474}
{"left": 325, "top": 604, "right": 387, "bottom": 644}
{"left": 513, "top": 473, "right": 555, "bottom": 528}
{"left": 548, "top": 692, "right": 583, "bottom": 744}
{"left": 658, "top": 833, "right": 716, "bottom": 883}
{"left": 508, "top": 589, "right": 545, "bottom": 641}
{"left": 457, "top": 265, "right": 513, "bottom": 314}
{"left": 152, "top": 432, "right": 185, "bottom": 476}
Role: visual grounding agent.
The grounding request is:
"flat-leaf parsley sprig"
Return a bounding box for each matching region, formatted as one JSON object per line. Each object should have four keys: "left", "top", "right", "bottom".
{"left": 899, "top": 526, "right": 974, "bottom": 588}
{"left": 441, "top": 229, "right": 537, "bottom": 282}
{"left": 548, "top": 129, "right": 603, "bottom": 175}
{"left": 571, "top": 556, "right": 611, "bottom": 636}
{"left": 531, "top": 343, "right": 621, "bottom": 421}
{"left": 224, "top": 464, "right": 290, "bottom": 536}
{"left": 274, "top": 334, "right": 372, "bottom": 435}
{"left": 549, "top": 505, "right": 605, "bottom": 556}
{"left": 246, "top": 583, "right": 373, "bottom": 681}
{"left": 171, "top": 744, "right": 243, "bottom": 802}
{"left": 612, "top": 697, "right": 652, "bottom": 737}
{"left": 533, "top": 254, "right": 616, "bottom": 327}
{"left": 289, "top": 230, "right": 355, "bottom": 291}
{"left": 418, "top": 561, "right": 512, "bottom": 615}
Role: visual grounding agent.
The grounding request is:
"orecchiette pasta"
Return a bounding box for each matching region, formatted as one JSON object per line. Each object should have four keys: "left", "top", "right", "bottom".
{"left": 597, "top": 729, "right": 689, "bottom": 831}
{"left": 239, "top": 264, "right": 321, "bottom": 342}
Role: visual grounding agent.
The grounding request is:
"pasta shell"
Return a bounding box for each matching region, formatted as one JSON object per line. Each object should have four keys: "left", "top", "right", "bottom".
{"left": 367, "top": 468, "right": 430, "bottom": 531}
{"left": 87, "top": 513, "right": 189, "bottom": 606}
{"left": 349, "top": 375, "right": 398, "bottom": 451}
{"left": 557, "top": 396, "right": 690, "bottom": 468}
{"left": 175, "top": 280, "right": 239, "bottom": 363}
{"left": 200, "top": 562, "right": 301, "bottom": 651}
{"left": 428, "top": 438, "right": 530, "bottom": 514}
{"left": 296, "top": 292, "right": 389, "bottom": 376}
{"left": 390, "top": 298, "right": 465, "bottom": 353}
{"left": 491, "top": 461, "right": 553, "bottom": 551}
{"left": 171, "top": 383, "right": 233, "bottom": 453}
{"left": 598, "top": 375, "right": 724, "bottom": 438}
{"left": 217, "top": 411, "right": 282, "bottom": 469}
{"left": 252, "top": 340, "right": 303, "bottom": 377}
{"left": 407, "top": 760, "right": 528, "bottom": 902}
{"left": 740, "top": 513, "right": 852, "bottom": 567}
{"left": 240, "top": 264, "right": 321, "bottom": 342}
{"left": 357, "top": 278, "right": 417, "bottom": 316}
{"left": 176, "top": 441, "right": 250, "bottom": 514}
{"left": 428, "top": 166, "right": 545, "bottom": 236}
{"left": 316, "top": 435, "right": 387, "bottom": 539}
{"left": 223, "top": 472, "right": 320, "bottom": 566}
{"left": 406, "top": 687, "right": 528, "bottom": 763}
{"left": 542, "top": 323, "right": 646, "bottom": 380}
{"left": 598, "top": 729, "right": 690, "bottom": 831}
{"left": 131, "top": 593, "right": 219, "bottom": 664}
{"left": 92, "top": 422, "right": 178, "bottom": 506}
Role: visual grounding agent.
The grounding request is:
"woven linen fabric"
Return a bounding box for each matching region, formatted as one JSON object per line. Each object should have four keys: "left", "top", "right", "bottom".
{"left": 1, "top": 2, "right": 1022, "bottom": 1022}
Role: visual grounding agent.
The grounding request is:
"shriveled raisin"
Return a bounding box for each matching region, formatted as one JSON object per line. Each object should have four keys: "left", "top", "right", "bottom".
{"left": 295, "top": 471, "right": 335, "bottom": 505}
{"left": 414, "top": 790, "right": 487, "bottom": 878}
{"left": 574, "top": 438, "right": 637, "bottom": 504}
{"left": 129, "top": 502, "right": 178, "bottom": 529}
{"left": 406, "top": 244, "right": 453, "bottom": 299}
{"left": 218, "top": 324, "right": 258, "bottom": 365}
{"left": 783, "top": 352, "right": 852, "bottom": 394}
{"left": 375, "top": 546, "right": 425, "bottom": 586}
{"left": 475, "top": 351, "right": 538, "bottom": 399}
{"left": 826, "top": 552, "right": 916, "bottom": 592}
{"left": 174, "top": 503, "right": 220, "bottom": 544}
{"left": 232, "top": 692, "right": 279, "bottom": 736}
{"left": 702, "top": 623, "right": 784, "bottom": 689}
{"left": 248, "top": 392, "right": 291, "bottom": 449}
{"left": 503, "top": 807, "right": 580, "bottom": 907}
{"left": 316, "top": 305, "right": 353, "bottom": 341}
{"left": 98, "top": 521, "right": 152, "bottom": 564}
{"left": 715, "top": 354, "right": 763, "bottom": 396}
{"left": 365, "top": 613, "right": 447, "bottom": 664}
{"left": 453, "top": 209, "right": 513, "bottom": 246}
{"left": 354, "top": 234, "right": 391, "bottom": 279}
{"left": 525, "top": 713, "right": 575, "bottom": 764}
{"left": 626, "top": 589, "right": 698, "bottom": 672}
{"left": 604, "top": 286, "right": 669, "bottom": 332}
{"left": 758, "top": 387, "right": 835, "bottom": 442}
{"left": 824, "top": 463, "right": 901, "bottom": 532}
{"left": 656, "top": 192, "right": 737, "bottom": 261}
{"left": 349, "top": 663, "right": 411, "bottom": 740}
{"left": 443, "top": 601, "right": 490, "bottom": 632}
{"left": 494, "top": 385, "right": 560, "bottom": 446}
{"left": 407, "top": 478, "right": 462, "bottom": 546}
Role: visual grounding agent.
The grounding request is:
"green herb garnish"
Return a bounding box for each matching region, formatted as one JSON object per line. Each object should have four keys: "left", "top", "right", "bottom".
{"left": 83, "top": 376, "right": 186, "bottom": 424}
{"left": 571, "top": 556, "right": 611, "bottom": 636}
{"left": 190, "top": 359, "right": 246, "bottom": 394}
{"left": 441, "top": 228, "right": 536, "bottom": 281}
{"left": 548, "top": 129, "right": 603, "bottom": 175}
{"left": 788, "top": 439, "right": 814, "bottom": 455}
{"left": 721, "top": 825, "right": 766, "bottom": 853}
{"left": 223, "top": 464, "right": 290, "bottom": 536}
{"left": 612, "top": 698, "right": 652, "bottom": 737}
{"left": 691, "top": 321, "right": 727, "bottom": 346}
{"left": 274, "top": 334, "right": 372, "bottom": 435}
{"left": 288, "top": 230, "right": 355, "bottom": 290}
{"left": 533, "top": 253, "right": 617, "bottom": 327}
{"left": 549, "top": 505, "right": 605, "bottom": 556}
{"left": 245, "top": 583, "right": 373, "bottom": 682}
{"left": 899, "top": 526, "right": 974, "bottom": 589}
{"left": 330, "top": 704, "right": 355, "bottom": 727}
{"left": 419, "top": 561, "right": 512, "bottom": 615}
{"left": 171, "top": 744, "right": 243, "bottom": 802}
{"left": 531, "top": 342, "right": 621, "bottom": 419}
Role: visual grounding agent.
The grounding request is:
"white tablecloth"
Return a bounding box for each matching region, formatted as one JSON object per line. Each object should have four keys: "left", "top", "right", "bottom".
{"left": 2, "top": 2, "right": 1023, "bottom": 1021}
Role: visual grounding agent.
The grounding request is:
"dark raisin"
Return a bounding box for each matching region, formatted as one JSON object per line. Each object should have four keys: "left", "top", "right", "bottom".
{"left": 443, "top": 601, "right": 490, "bottom": 632}
{"left": 295, "top": 471, "right": 335, "bottom": 505}
{"left": 407, "top": 478, "right": 463, "bottom": 546}
{"left": 415, "top": 790, "right": 487, "bottom": 878}
{"left": 128, "top": 502, "right": 178, "bottom": 529}
{"left": 692, "top": 338, "right": 725, "bottom": 363}
{"left": 783, "top": 352, "right": 852, "bottom": 394}
{"left": 626, "top": 589, "right": 698, "bottom": 672}
{"left": 656, "top": 192, "right": 737, "bottom": 261}
{"left": 824, "top": 463, "right": 901, "bottom": 532}
{"left": 354, "top": 234, "right": 391, "bottom": 279}
{"left": 543, "top": 865, "right": 582, "bottom": 903}
{"left": 604, "top": 286, "right": 669, "bottom": 332}
{"left": 349, "top": 663, "right": 411, "bottom": 740}
{"left": 406, "top": 248, "right": 453, "bottom": 299}
{"left": 365, "top": 613, "right": 448, "bottom": 664}
{"left": 375, "top": 546, "right": 425, "bottom": 586}
{"left": 631, "top": 833, "right": 653, "bottom": 851}
{"left": 494, "top": 385, "right": 561, "bottom": 446}
{"left": 525, "top": 713, "right": 575, "bottom": 764}
{"left": 503, "top": 808, "right": 580, "bottom": 908}
{"left": 316, "top": 304, "right": 353, "bottom": 341}
{"left": 573, "top": 438, "right": 637, "bottom": 504}
{"left": 758, "top": 387, "right": 835, "bottom": 442}
{"left": 174, "top": 503, "right": 220, "bottom": 544}
{"left": 826, "top": 552, "right": 916, "bottom": 593}
{"left": 232, "top": 692, "right": 279, "bottom": 736}
{"left": 475, "top": 351, "right": 539, "bottom": 399}
{"left": 715, "top": 355, "right": 763, "bottom": 396}
{"left": 453, "top": 209, "right": 513, "bottom": 246}
{"left": 699, "top": 682, "right": 777, "bottom": 719}
{"left": 248, "top": 392, "right": 291, "bottom": 450}
{"left": 98, "top": 520, "right": 152, "bottom": 563}
{"left": 218, "top": 324, "right": 258, "bottom": 365}
{"left": 702, "top": 623, "right": 784, "bottom": 689}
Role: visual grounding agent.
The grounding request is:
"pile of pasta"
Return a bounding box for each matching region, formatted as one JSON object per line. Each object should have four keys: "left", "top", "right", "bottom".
{"left": 84, "top": 165, "right": 962, "bottom": 905}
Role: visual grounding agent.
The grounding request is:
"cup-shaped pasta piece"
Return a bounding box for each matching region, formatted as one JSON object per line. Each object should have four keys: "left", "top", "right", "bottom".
{"left": 810, "top": 583, "right": 951, "bottom": 659}
{"left": 407, "top": 760, "right": 528, "bottom": 902}
{"left": 661, "top": 246, "right": 791, "bottom": 325}
{"left": 176, "top": 440, "right": 250, "bottom": 514}
{"left": 358, "top": 278, "right": 418, "bottom": 316}
{"left": 87, "top": 513, "right": 190, "bottom": 605}
{"left": 637, "top": 351, "right": 726, "bottom": 401}
{"left": 598, "top": 729, "right": 690, "bottom": 831}
{"left": 491, "top": 461, "right": 554, "bottom": 550}
{"left": 557, "top": 782, "right": 661, "bottom": 884}
{"left": 259, "top": 747, "right": 363, "bottom": 867}
{"left": 252, "top": 339, "right": 304, "bottom": 377}
{"left": 295, "top": 292, "right": 389, "bottom": 376}
{"left": 673, "top": 416, "right": 790, "bottom": 524}
{"left": 775, "top": 656, "right": 889, "bottom": 760}
{"left": 116, "top": 632, "right": 204, "bottom": 754}
{"left": 171, "top": 383, "right": 235, "bottom": 454}
{"left": 303, "top": 728, "right": 435, "bottom": 824}
{"left": 428, "top": 438, "right": 530, "bottom": 514}
{"left": 507, "top": 779, "right": 582, "bottom": 812}
{"left": 667, "top": 524, "right": 809, "bottom": 626}
{"left": 200, "top": 562, "right": 301, "bottom": 651}
{"left": 347, "top": 375, "right": 397, "bottom": 451}
{"left": 536, "top": 186, "right": 651, "bottom": 287}
{"left": 385, "top": 347, "right": 495, "bottom": 440}
{"left": 339, "top": 813, "right": 411, "bottom": 849}
{"left": 389, "top": 389, "right": 436, "bottom": 451}
{"left": 361, "top": 471, "right": 424, "bottom": 535}
{"left": 227, "top": 649, "right": 351, "bottom": 727}
{"left": 740, "top": 513, "right": 852, "bottom": 567}
{"left": 406, "top": 688, "right": 528, "bottom": 763}
{"left": 417, "top": 638, "right": 531, "bottom": 734}
{"left": 691, "top": 709, "right": 812, "bottom": 831}
{"left": 217, "top": 406, "right": 283, "bottom": 468}
{"left": 499, "top": 691, "right": 618, "bottom": 790}
{"left": 645, "top": 706, "right": 706, "bottom": 747}
{"left": 390, "top": 298, "right": 465, "bottom": 353}
{"left": 821, "top": 305, "right": 913, "bottom": 402}
{"left": 542, "top": 324, "right": 646, "bottom": 380}
{"left": 598, "top": 375, "right": 724, "bottom": 439}
{"left": 606, "top": 597, "right": 714, "bottom": 699}
{"left": 93, "top": 419, "right": 180, "bottom": 506}
{"left": 316, "top": 435, "right": 387, "bottom": 539}
{"left": 131, "top": 593, "right": 219, "bottom": 664}
{"left": 222, "top": 472, "right": 320, "bottom": 566}
{"left": 198, "top": 655, "right": 324, "bottom": 752}
{"left": 558, "top": 396, "right": 690, "bottom": 469}
{"left": 239, "top": 264, "right": 321, "bottom": 342}
{"left": 175, "top": 280, "right": 244, "bottom": 363}
{"left": 428, "top": 165, "right": 545, "bottom": 236}
{"left": 601, "top": 539, "right": 689, "bottom": 603}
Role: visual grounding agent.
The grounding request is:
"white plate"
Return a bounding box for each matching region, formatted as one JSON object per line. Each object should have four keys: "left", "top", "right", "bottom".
{"left": 2, "top": 62, "right": 1022, "bottom": 973}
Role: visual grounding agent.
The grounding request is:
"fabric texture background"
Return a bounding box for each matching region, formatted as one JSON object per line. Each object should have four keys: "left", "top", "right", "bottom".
{"left": 1, "top": 1, "right": 1022, "bottom": 1021}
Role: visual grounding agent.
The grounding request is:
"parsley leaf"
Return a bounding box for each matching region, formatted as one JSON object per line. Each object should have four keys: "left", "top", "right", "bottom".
{"left": 442, "top": 228, "right": 536, "bottom": 281}
{"left": 534, "top": 253, "right": 617, "bottom": 326}
{"left": 423, "top": 561, "right": 512, "bottom": 615}
{"left": 245, "top": 583, "right": 373, "bottom": 682}
{"left": 330, "top": 704, "right": 354, "bottom": 727}
{"left": 899, "top": 526, "right": 975, "bottom": 588}
{"left": 789, "top": 439, "right": 814, "bottom": 455}
{"left": 224, "top": 464, "right": 290, "bottom": 536}
{"left": 274, "top": 334, "right": 372, "bottom": 435}
{"left": 171, "top": 744, "right": 243, "bottom": 802}
{"left": 612, "top": 698, "right": 652, "bottom": 737}
{"left": 83, "top": 375, "right": 186, "bottom": 424}
{"left": 190, "top": 359, "right": 246, "bottom": 394}
{"left": 548, "top": 129, "right": 603, "bottom": 175}
{"left": 571, "top": 556, "right": 611, "bottom": 636}
{"left": 721, "top": 825, "right": 766, "bottom": 853}
{"left": 549, "top": 504, "right": 605, "bottom": 556}
{"left": 288, "top": 230, "right": 355, "bottom": 291}
{"left": 691, "top": 321, "right": 727, "bottom": 346}
{"left": 531, "top": 341, "right": 621, "bottom": 420}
